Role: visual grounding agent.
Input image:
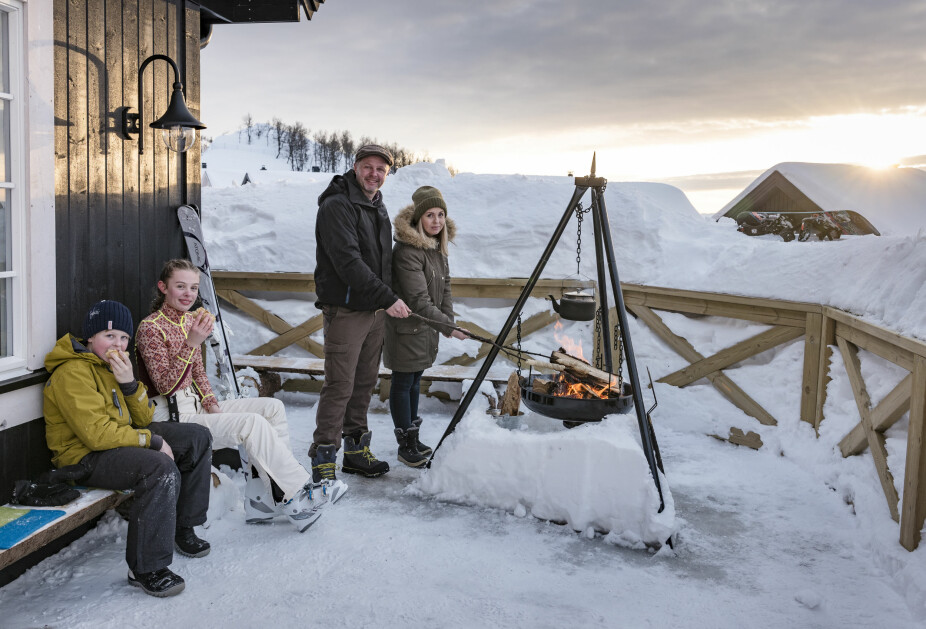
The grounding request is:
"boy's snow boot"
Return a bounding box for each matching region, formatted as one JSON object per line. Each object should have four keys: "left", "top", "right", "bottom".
{"left": 395, "top": 427, "right": 428, "bottom": 468}
{"left": 129, "top": 567, "right": 185, "bottom": 597}
{"left": 280, "top": 483, "right": 323, "bottom": 533}
{"left": 341, "top": 431, "right": 390, "bottom": 477}
{"left": 244, "top": 476, "right": 279, "bottom": 523}
{"left": 310, "top": 444, "right": 349, "bottom": 506}
{"left": 412, "top": 417, "right": 432, "bottom": 456}
{"left": 174, "top": 526, "right": 210, "bottom": 558}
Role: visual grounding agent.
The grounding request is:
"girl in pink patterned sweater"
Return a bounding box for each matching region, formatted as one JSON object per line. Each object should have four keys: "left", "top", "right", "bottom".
{"left": 136, "top": 259, "right": 345, "bottom": 532}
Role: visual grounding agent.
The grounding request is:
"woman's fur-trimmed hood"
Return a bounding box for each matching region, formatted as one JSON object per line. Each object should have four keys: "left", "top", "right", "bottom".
{"left": 393, "top": 204, "right": 457, "bottom": 250}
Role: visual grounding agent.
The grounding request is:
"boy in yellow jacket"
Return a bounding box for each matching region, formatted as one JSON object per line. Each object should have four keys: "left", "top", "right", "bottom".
{"left": 43, "top": 300, "right": 212, "bottom": 597}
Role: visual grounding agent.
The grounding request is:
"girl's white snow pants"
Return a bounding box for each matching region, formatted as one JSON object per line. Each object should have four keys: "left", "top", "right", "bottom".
{"left": 152, "top": 390, "right": 310, "bottom": 501}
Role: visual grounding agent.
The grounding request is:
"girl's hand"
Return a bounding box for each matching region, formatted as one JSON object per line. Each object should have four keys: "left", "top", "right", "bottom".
{"left": 451, "top": 328, "right": 470, "bottom": 341}
{"left": 185, "top": 310, "right": 215, "bottom": 347}
{"left": 159, "top": 440, "right": 175, "bottom": 461}
{"left": 106, "top": 349, "right": 135, "bottom": 384}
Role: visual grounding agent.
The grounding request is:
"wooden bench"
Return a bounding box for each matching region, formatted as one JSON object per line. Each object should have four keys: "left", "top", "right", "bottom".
{"left": 232, "top": 354, "right": 516, "bottom": 397}
{"left": 0, "top": 489, "right": 129, "bottom": 579}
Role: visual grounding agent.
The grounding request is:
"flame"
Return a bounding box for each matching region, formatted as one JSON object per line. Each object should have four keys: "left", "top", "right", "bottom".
{"left": 549, "top": 370, "right": 612, "bottom": 400}
{"left": 553, "top": 320, "right": 586, "bottom": 361}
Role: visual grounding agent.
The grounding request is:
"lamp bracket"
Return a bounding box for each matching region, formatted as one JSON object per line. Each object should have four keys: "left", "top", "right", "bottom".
{"left": 123, "top": 109, "right": 140, "bottom": 137}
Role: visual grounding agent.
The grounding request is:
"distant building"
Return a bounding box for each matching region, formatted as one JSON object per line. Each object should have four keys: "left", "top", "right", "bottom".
{"left": 714, "top": 162, "right": 926, "bottom": 236}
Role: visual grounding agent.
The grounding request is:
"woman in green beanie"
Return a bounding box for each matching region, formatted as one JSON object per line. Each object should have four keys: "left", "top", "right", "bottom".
{"left": 383, "top": 186, "right": 469, "bottom": 467}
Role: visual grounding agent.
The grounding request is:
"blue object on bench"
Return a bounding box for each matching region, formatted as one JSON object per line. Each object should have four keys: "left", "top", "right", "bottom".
{"left": 0, "top": 508, "right": 67, "bottom": 549}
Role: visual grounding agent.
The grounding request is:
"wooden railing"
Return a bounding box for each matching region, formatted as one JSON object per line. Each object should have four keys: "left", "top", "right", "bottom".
{"left": 212, "top": 271, "right": 595, "bottom": 361}
{"left": 212, "top": 271, "right": 926, "bottom": 551}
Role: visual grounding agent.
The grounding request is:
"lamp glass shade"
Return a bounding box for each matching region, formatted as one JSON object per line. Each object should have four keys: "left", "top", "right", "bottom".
{"left": 161, "top": 126, "right": 196, "bottom": 153}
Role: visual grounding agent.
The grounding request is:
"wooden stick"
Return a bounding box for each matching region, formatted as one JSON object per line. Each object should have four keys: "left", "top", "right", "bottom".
{"left": 550, "top": 349, "right": 621, "bottom": 394}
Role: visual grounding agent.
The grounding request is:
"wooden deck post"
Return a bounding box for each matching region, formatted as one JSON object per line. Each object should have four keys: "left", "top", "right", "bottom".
{"left": 812, "top": 313, "right": 836, "bottom": 432}
{"left": 801, "top": 312, "right": 823, "bottom": 428}
{"left": 900, "top": 355, "right": 926, "bottom": 550}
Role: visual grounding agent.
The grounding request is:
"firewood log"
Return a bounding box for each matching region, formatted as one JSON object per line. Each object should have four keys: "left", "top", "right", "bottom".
{"left": 550, "top": 349, "right": 621, "bottom": 394}
{"left": 531, "top": 377, "right": 558, "bottom": 395}
{"left": 498, "top": 371, "right": 521, "bottom": 416}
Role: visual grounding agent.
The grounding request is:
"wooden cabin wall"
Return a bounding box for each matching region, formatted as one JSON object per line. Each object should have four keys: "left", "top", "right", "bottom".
{"left": 0, "top": 0, "right": 203, "bottom": 505}
{"left": 53, "top": 0, "right": 202, "bottom": 338}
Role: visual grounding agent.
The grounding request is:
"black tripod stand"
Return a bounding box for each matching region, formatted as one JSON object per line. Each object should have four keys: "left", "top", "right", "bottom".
{"left": 427, "top": 156, "right": 667, "bottom": 513}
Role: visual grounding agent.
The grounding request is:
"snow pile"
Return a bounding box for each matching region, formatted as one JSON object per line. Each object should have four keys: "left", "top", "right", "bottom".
{"left": 416, "top": 406, "right": 674, "bottom": 547}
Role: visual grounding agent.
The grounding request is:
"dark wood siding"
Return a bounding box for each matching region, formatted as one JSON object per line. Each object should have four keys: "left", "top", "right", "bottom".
{"left": 2, "top": 0, "right": 202, "bottom": 507}
{"left": 53, "top": 0, "right": 202, "bottom": 338}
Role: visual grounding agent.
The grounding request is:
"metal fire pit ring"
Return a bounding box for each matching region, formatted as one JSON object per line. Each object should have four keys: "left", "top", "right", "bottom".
{"left": 519, "top": 374, "right": 633, "bottom": 424}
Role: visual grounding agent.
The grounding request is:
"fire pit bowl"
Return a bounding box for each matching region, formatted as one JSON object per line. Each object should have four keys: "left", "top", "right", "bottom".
{"left": 519, "top": 374, "right": 633, "bottom": 423}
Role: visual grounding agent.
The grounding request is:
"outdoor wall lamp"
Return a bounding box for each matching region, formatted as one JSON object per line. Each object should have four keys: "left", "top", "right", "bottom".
{"left": 122, "top": 54, "right": 206, "bottom": 154}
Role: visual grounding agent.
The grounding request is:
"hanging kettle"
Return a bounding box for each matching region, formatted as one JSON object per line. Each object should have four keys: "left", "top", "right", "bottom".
{"left": 548, "top": 291, "right": 596, "bottom": 321}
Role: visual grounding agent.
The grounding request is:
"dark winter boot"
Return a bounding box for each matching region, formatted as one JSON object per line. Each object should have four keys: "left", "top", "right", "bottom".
{"left": 412, "top": 417, "right": 432, "bottom": 456}
{"left": 174, "top": 526, "right": 210, "bottom": 558}
{"left": 341, "top": 431, "right": 390, "bottom": 477}
{"left": 311, "top": 444, "right": 339, "bottom": 484}
{"left": 310, "top": 444, "right": 349, "bottom": 506}
{"left": 128, "top": 567, "right": 185, "bottom": 597}
{"left": 395, "top": 427, "right": 428, "bottom": 468}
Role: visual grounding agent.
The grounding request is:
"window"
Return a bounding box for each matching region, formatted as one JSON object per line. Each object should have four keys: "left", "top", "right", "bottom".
{"left": 0, "top": 0, "right": 23, "bottom": 371}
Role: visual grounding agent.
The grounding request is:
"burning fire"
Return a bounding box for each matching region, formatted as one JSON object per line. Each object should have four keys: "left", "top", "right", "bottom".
{"left": 556, "top": 375, "right": 611, "bottom": 400}
{"left": 533, "top": 326, "right": 616, "bottom": 401}
{"left": 553, "top": 321, "right": 586, "bottom": 362}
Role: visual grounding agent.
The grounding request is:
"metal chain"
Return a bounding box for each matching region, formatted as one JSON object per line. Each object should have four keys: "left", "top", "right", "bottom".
{"left": 594, "top": 307, "right": 603, "bottom": 370}
{"left": 516, "top": 314, "right": 523, "bottom": 376}
{"left": 614, "top": 323, "right": 624, "bottom": 388}
{"left": 575, "top": 202, "right": 591, "bottom": 275}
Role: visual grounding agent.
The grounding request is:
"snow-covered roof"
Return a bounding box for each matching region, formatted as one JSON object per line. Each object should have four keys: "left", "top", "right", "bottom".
{"left": 713, "top": 162, "right": 926, "bottom": 236}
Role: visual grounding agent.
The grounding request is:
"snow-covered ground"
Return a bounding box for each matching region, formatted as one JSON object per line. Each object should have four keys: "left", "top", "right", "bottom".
{"left": 2, "top": 133, "right": 925, "bottom": 628}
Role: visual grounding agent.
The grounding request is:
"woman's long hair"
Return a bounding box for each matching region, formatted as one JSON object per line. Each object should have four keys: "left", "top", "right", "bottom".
{"left": 150, "top": 258, "right": 200, "bottom": 312}
{"left": 415, "top": 218, "right": 449, "bottom": 256}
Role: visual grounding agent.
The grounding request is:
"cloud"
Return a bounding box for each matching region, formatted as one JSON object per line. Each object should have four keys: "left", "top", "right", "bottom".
{"left": 201, "top": 0, "right": 926, "bottom": 173}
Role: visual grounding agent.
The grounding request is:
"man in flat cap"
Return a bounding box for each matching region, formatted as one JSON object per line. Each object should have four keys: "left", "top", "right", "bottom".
{"left": 310, "top": 144, "right": 411, "bottom": 485}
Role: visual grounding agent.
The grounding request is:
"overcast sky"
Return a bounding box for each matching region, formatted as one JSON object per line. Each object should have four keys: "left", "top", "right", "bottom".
{"left": 200, "top": 0, "right": 926, "bottom": 211}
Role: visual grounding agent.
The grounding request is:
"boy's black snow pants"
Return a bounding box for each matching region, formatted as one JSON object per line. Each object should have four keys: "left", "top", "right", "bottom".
{"left": 79, "top": 422, "right": 212, "bottom": 574}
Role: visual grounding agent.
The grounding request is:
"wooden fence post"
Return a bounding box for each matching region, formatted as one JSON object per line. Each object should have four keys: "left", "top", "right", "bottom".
{"left": 801, "top": 312, "right": 823, "bottom": 428}
{"left": 900, "top": 355, "right": 926, "bottom": 550}
{"left": 812, "top": 312, "right": 836, "bottom": 432}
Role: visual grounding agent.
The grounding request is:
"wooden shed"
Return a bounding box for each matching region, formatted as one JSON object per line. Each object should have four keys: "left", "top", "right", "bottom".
{"left": 0, "top": 0, "right": 327, "bottom": 584}
{"left": 713, "top": 162, "right": 926, "bottom": 236}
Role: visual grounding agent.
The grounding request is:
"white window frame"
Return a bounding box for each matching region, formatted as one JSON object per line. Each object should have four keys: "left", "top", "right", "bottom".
{"left": 0, "top": 0, "right": 26, "bottom": 374}
{"left": 0, "top": 0, "right": 56, "bottom": 383}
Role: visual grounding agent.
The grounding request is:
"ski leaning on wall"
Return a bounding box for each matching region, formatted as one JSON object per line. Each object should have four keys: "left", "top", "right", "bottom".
{"left": 177, "top": 204, "right": 241, "bottom": 400}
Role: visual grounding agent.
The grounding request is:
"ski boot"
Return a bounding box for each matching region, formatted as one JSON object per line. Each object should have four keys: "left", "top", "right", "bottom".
{"left": 279, "top": 483, "right": 322, "bottom": 533}
{"left": 244, "top": 475, "right": 280, "bottom": 524}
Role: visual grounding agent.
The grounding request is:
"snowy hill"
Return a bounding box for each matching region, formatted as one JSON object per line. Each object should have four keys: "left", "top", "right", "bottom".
{"left": 203, "top": 133, "right": 926, "bottom": 342}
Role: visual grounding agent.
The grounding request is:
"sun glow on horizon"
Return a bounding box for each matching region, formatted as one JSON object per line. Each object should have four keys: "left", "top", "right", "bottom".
{"left": 438, "top": 109, "right": 926, "bottom": 184}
